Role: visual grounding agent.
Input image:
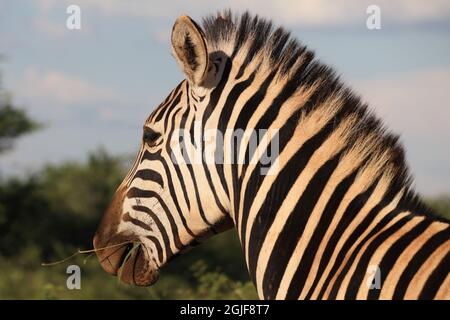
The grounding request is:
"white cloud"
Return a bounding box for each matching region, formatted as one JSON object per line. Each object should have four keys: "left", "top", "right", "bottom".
{"left": 34, "top": 0, "right": 450, "bottom": 27}
{"left": 15, "top": 68, "right": 122, "bottom": 106}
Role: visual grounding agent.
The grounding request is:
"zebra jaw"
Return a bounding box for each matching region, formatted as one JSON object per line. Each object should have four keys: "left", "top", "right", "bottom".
{"left": 93, "top": 233, "right": 159, "bottom": 286}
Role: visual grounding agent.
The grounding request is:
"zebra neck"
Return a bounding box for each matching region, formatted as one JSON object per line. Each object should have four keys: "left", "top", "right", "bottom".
{"left": 228, "top": 93, "right": 415, "bottom": 299}
{"left": 208, "top": 52, "right": 445, "bottom": 299}
{"left": 201, "top": 12, "right": 450, "bottom": 300}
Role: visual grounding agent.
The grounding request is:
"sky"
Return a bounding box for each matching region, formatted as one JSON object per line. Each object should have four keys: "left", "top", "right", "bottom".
{"left": 0, "top": 0, "right": 449, "bottom": 196}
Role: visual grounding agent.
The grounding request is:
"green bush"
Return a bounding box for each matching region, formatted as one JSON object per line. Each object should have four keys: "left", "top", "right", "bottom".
{"left": 426, "top": 195, "right": 450, "bottom": 220}
{"left": 0, "top": 233, "right": 257, "bottom": 299}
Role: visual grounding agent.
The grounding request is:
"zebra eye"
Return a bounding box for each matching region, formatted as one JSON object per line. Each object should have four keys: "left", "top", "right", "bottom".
{"left": 143, "top": 127, "right": 161, "bottom": 146}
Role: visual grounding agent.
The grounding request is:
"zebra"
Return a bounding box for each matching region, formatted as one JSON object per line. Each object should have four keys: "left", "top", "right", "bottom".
{"left": 93, "top": 11, "right": 450, "bottom": 300}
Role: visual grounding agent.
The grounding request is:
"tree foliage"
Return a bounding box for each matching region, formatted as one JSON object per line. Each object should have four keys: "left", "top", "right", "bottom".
{"left": 0, "top": 72, "right": 39, "bottom": 153}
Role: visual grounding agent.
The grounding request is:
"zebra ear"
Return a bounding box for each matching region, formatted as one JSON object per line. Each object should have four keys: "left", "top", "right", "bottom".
{"left": 171, "top": 15, "right": 209, "bottom": 86}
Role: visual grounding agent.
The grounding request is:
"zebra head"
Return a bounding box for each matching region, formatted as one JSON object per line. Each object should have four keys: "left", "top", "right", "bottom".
{"left": 93, "top": 15, "right": 233, "bottom": 286}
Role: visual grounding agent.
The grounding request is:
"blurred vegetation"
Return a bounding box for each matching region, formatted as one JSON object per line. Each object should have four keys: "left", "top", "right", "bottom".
{"left": 0, "top": 149, "right": 257, "bottom": 299}
{"left": 426, "top": 195, "right": 450, "bottom": 220}
{"left": 0, "top": 72, "right": 39, "bottom": 153}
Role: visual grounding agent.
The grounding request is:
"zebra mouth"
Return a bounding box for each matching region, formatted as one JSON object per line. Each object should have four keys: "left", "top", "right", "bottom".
{"left": 116, "top": 242, "right": 159, "bottom": 286}
{"left": 93, "top": 234, "right": 159, "bottom": 286}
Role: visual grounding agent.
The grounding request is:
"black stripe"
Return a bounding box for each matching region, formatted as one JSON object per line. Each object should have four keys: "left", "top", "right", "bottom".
{"left": 154, "top": 82, "right": 183, "bottom": 122}
{"left": 284, "top": 169, "right": 359, "bottom": 299}
{"left": 205, "top": 58, "right": 233, "bottom": 199}
{"left": 240, "top": 67, "right": 349, "bottom": 259}
{"left": 234, "top": 21, "right": 271, "bottom": 79}
{"left": 392, "top": 226, "right": 450, "bottom": 299}
{"left": 328, "top": 214, "right": 411, "bottom": 299}
{"left": 317, "top": 207, "right": 401, "bottom": 299}
{"left": 230, "top": 12, "right": 253, "bottom": 60}
{"left": 217, "top": 69, "right": 256, "bottom": 136}
{"left": 178, "top": 97, "right": 192, "bottom": 163}
{"left": 419, "top": 250, "right": 450, "bottom": 299}
{"left": 145, "top": 235, "right": 164, "bottom": 264}
{"left": 168, "top": 107, "right": 212, "bottom": 227}
{"left": 141, "top": 149, "right": 162, "bottom": 162}
{"left": 208, "top": 60, "right": 258, "bottom": 222}
{"left": 306, "top": 189, "right": 401, "bottom": 299}
{"left": 183, "top": 84, "right": 198, "bottom": 149}
{"left": 141, "top": 132, "right": 194, "bottom": 239}
{"left": 263, "top": 152, "right": 342, "bottom": 299}
{"left": 188, "top": 116, "right": 197, "bottom": 149}
{"left": 204, "top": 58, "right": 232, "bottom": 129}
{"left": 151, "top": 82, "right": 180, "bottom": 122}
{"left": 306, "top": 177, "right": 381, "bottom": 299}
{"left": 127, "top": 187, "right": 153, "bottom": 199}
{"left": 345, "top": 215, "right": 422, "bottom": 299}
{"left": 126, "top": 188, "right": 184, "bottom": 251}
{"left": 133, "top": 205, "right": 173, "bottom": 262}
{"left": 163, "top": 92, "right": 183, "bottom": 130}
{"left": 134, "top": 169, "right": 164, "bottom": 187}
{"left": 239, "top": 124, "right": 292, "bottom": 260}
{"left": 192, "top": 74, "right": 229, "bottom": 216}
{"left": 164, "top": 107, "right": 198, "bottom": 232}
{"left": 233, "top": 69, "right": 277, "bottom": 182}
{"left": 226, "top": 70, "right": 278, "bottom": 230}
{"left": 244, "top": 109, "right": 341, "bottom": 258}
{"left": 367, "top": 218, "right": 431, "bottom": 300}
{"left": 245, "top": 118, "right": 335, "bottom": 282}
{"left": 248, "top": 51, "right": 315, "bottom": 137}
{"left": 159, "top": 157, "right": 195, "bottom": 238}
{"left": 123, "top": 212, "right": 153, "bottom": 231}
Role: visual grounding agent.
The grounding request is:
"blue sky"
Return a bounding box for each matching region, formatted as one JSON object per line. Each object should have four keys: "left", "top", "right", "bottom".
{"left": 0, "top": 0, "right": 449, "bottom": 195}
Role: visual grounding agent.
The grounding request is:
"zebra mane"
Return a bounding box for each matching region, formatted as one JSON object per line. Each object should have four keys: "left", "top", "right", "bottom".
{"left": 201, "top": 10, "right": 441, "bottom": 220}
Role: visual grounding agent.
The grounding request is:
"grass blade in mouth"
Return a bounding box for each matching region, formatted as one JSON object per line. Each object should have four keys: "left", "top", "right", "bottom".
{"left": 41, "top": 240, "right": 142, "bottom": 267}
{"left": 117, "top": 241, "right": 142, "bottom": 283}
